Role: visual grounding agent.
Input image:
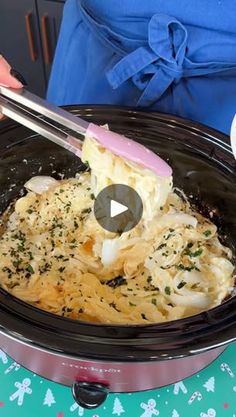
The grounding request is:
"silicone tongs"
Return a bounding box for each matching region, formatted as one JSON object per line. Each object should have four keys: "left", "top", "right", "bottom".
{"left": 0, "top": 86, "right": 172, "bottom": 177}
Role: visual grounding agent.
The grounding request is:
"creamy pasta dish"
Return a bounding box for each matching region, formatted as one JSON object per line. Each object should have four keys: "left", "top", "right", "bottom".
{"left": 0, "top": 135, "right": 234, "bottom": 324}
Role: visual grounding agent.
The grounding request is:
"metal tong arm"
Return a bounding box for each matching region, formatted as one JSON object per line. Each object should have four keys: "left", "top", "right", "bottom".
{"left": 0, "top": 86, "right": 89, "bottom": 156}
{"left": 0, "top": 94, "right": 84, "bottom": 156}
{"left": 0, "top": 86, "right": 89, "bottom": 134}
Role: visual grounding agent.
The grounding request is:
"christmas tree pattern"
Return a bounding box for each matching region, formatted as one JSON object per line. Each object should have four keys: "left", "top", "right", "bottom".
{"left": 43, "top": 388, "right": 56, "bottom": 407}
{"left": 203, "top": 377, "right": 215, "bottom": 393}
{"left": 112, "top": 397, "right": 125, "bottom": 416}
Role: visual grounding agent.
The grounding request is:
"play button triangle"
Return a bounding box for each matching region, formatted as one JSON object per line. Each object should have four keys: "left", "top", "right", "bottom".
{"left": 110, "top": 199, "right": 128, "bottom": 218}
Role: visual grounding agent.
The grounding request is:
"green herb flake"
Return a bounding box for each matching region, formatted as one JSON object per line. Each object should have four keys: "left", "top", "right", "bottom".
{"left": 129, "top": 302, "right": 136, "bottom": 307}
{"left": 28, "top": 251, "right": 33, "bottom": 260}
{"left": 81, "top": 208, "right": 92, "bottom": 215}
{"left": 74, "top": 220, "right": 79, "bottom": 229}
{"left": 189, "top": 248, "right": 203, "bottom": 258}
{"left": 177, "top": 281, "right": 187, "bottom": 289}
{"left": 109, "top": 302, "right": 120, "bottom": 312}
{"left": 176, "top": 263, "right": 200, "bottom": 272}
{"left": 26, "top": 264, "right": 34, "bottom": 274}
{"left": 203, "top": 230, "right": 212, "bottom": 237}
{"left": 157, "top": 243, "right": 167, "bottom": 250}
{"left": 164, "top": 286, "right": 171, "bottom": 295}
{"left": 151, "top": 298, "right": 157, "bottom": 306}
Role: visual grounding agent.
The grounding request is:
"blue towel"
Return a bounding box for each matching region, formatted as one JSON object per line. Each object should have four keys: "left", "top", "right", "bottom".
{"left": 47, "top": 0, "right": 236, "bottom": 134}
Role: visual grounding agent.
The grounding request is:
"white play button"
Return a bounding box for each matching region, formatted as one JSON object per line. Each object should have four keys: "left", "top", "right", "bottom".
{"left": 94, "top": 184, "right": 143, "bottom": 233}
{"left": 110, "top": 200, "right": 128, "bottom": 218}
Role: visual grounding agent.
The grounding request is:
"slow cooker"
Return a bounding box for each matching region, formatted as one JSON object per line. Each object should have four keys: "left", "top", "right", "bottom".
{"left": 0, "top": 106, "right": 235, "bottom": 409}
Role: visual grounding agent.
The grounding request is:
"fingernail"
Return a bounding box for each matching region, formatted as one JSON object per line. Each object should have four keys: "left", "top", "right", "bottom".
{"left": 10, "top": 69, "right": 27, "bottom": 86}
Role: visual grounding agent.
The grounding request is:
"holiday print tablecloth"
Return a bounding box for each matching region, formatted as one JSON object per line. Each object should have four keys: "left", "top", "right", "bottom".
{"left": 0, "top": 342, "right": 236, "bottom": 417}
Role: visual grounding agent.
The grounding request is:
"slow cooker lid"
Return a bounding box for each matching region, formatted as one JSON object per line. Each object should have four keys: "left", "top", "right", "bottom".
{"left": 0, "top": 106, "right": 235, "bottom": 361}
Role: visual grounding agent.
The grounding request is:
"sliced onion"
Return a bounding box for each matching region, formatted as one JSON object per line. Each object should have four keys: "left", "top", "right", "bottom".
{"left": 101, "top": 239, "right": 121, "bottom": 266}
{"left": 170, "top": 293, "right": 209, "bottom": 308}
{"left": 157, "top": 213, "right": 198, "bottom": 228}
{"left": 24, "top": 176, "right": 58, "bottom": 194}
{"left": 173, "top": 270, "right": 205, "bottom": 293}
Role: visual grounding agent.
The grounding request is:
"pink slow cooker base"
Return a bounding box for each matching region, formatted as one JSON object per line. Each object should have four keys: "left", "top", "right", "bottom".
{"left": 0, "top": 331, "right": 226, "bottom": 392}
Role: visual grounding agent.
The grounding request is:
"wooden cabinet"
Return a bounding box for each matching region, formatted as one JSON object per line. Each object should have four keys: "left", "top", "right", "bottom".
{"left": 0, "top": 0, "right": 64, "bottom": 97}
{"left": 37, "top": 0, "right": 64, "bottom": 81}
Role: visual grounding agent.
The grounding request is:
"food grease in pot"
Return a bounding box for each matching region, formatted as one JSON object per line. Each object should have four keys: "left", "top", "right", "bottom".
{"left": 0, "top": 134, "right": 234, "bottom": 324}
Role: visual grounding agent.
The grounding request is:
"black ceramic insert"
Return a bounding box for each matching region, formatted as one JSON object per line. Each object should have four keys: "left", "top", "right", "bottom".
{"left": 0, "top": 106, "right": 235, "bottom": 361}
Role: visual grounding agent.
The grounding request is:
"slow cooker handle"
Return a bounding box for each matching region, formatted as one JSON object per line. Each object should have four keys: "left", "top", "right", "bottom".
{"left": 72, "top": 381, "right": 109, "bottom": 409}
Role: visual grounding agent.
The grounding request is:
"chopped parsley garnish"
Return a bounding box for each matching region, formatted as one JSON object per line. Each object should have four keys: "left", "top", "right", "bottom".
{"left": 64, "top": 202, "right": 72, "bottom": 213}
{"left": 189, "top": 248, "right": 203, "bottom": 258}
{"left": 164, "top": 286, "right": 171, "bottom": 295}
{"left": 39, "top": 263, "right": 51, "bottom": 274}
{"left": 129, "top": 302, "right": 136, "bottom": 307}
{"left": 151, "top": 298, "right": 157, "bottom": 306}
{"left": 106, "top": 276, "right": 127, "bottom": 288}
{"left": 74, "top": 220, "right": 79, "bottom": 229}
{"left": 2, "top": 267, "right": 13, "bottom": 279}
{"left": 58, "top": 266, "right": 65, "bottom": 273}
{"left": 81, "top": 208, "right": 92, "bottom": 215}
{"left": 12, "top": 259, "right": 22, "bottom": 269}
{"left": 109, "top": 302, "right": 120, "bottom": 312}
{"left": 203, "top": 230, "right": 212, "bottom": 237}
{"left": 176, "top": 264, "right": 200, "bottom": 272}
{"left": 157, "top": 243, "right": 167, "bottom": 250}
{"left": 177, "top": 281, "right": 187, "bottom": 289}
{"left": 26, "top": 264, "right": 34, "bottom": 274}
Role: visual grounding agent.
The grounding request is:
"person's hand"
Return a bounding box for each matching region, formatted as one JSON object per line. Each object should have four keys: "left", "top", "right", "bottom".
{"left": 0, "top": 55, "right": 24, "bottom": 119}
